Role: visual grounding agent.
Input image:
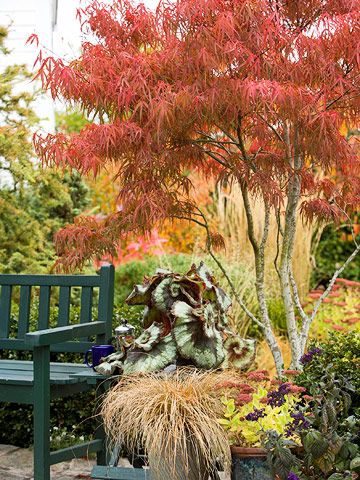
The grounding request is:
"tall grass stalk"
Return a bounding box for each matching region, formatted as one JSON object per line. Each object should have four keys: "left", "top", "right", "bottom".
{"left": 215, "top": 183, "right": 314, "bottom": 297}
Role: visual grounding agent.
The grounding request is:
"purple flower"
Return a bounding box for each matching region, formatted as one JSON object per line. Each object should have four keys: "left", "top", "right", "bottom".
{"left": 285, "top": 411, "right": 310, "bottom": 437}
{"left": 245, "top": 408, "right": 266, "bottom": 421}
{"left": 300, "top": 347, "right": 322, "bottom": 365}
{"left": 267, "top": 383, "right": 291, "bottom": 407}
{"left": 287, "top": 473, "right": 300, "bottom": 480}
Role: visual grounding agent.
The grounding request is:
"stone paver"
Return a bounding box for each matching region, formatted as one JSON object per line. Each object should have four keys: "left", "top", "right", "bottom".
{"left": 0, "top": 444, "right": 95, "bottom": 480}
{"left": 0, "top": 444, "right": 230, "bottom": 479}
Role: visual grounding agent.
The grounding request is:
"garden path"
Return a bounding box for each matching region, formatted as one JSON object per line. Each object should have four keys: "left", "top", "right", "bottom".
{"left": 0, "top": 444, "right": 95, "bottom": 479}
{"left": 0, "top": 444, "right": 230, "bottom": 479}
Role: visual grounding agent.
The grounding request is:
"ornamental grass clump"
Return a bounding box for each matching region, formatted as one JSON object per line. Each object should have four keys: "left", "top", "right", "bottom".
{"left": 101, "top": 368, "right": 233, "bottom": 480}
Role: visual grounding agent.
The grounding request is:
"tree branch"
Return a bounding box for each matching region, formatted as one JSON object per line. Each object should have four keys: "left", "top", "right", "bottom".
{"left": 240, "top": 183, "right": 259, "bottom": 253}
{"left": 257, "top": 113, "right": 285, "bottom": 144}
{"left": 172, "top": 215, "right": 207, "bottom": 228}
{"left": 214, "top": 124, "right": 239, "bottom": 144}
{"left": 289, "top": 268, "right": 309, "bottom": 325}
{"left": 202, "top": 149, "right": 230, "bottom": 169}
{"left": 300, "top": 241, "right": 360, "bottom": 352}
{"left": 195, "top": 208, "right": 265, "bottom": 329}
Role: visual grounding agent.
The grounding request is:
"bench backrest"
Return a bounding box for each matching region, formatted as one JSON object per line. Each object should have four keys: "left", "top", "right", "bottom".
{"left": 0, "top": 265, "right": 114, "bottom": 353}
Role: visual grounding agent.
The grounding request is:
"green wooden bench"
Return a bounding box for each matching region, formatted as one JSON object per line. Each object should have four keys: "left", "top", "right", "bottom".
{"left": 0, "top": 264, "right": 115, "bottom": 480}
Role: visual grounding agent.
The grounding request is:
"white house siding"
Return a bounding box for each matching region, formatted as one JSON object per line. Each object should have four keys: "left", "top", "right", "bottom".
{"left": 0, "top": 0, "right": 57, "bottom": 131}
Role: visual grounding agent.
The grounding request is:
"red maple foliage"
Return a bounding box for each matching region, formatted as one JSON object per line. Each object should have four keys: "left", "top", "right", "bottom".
{"left": 33, "top": 0, "right": 360, "bottom": 268}
{"left": 32, "top": 0, "right": 360, "bottom": 369}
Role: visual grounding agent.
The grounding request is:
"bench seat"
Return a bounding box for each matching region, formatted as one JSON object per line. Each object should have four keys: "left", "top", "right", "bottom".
{"left": 0, "top": 265, "right": 115, "bottom": 479}
{"left": 0, "top": 359, "right": 93, "bottom": 385}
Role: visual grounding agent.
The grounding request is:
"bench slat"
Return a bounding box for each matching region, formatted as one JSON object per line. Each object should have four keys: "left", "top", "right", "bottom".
{"left": 58, "top": 286, "right": 71, "bottom": 327}
{"left": 80, "top": 287, "right": 93, "bottom": 324}
{"left": 80, "top": 287, "right": 93, "bottom": 341}
{"left": 80, "top": 287, "right": 93, "bottom": 323}
{"left": 0, "top": 360, "right": 89, "bottom": 373}
{"left": 0, "top": 338, "right": 93, "bottom": 352}
{"left": 0, "top": 285, "right": 12, "bottom": 338}
{"left": 0, "top": 369, "right": 88, "bottom": 385}
{"left": 0, "top": 274, "right": 101, "bottom": 287}
{"left": 18, "top": 286, "right": 31, "bottom": 338}
{"left": 38, "top": 286, "right": 51, "bottom": 330}
{"left": 0, "top": 376, "right": 73, "bottom": 386}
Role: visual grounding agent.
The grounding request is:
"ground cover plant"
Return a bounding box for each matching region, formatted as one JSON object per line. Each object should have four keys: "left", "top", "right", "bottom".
{"left": 305, "top": 279, "right": 360, "bottom": 338}
{"left": 32, "top": 0, "right": 360, "bottom": 373}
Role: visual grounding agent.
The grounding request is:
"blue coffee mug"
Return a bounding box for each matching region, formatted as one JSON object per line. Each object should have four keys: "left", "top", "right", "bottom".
{"left": 85, "top": 344, "right": 114, "bottom": 369}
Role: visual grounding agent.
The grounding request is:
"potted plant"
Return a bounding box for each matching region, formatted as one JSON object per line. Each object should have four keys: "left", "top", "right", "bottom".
{"left": 101, "top": 368, "right": 235, "bottom": 480}
{"left": 218, "top": 370, "right": 306, "bottom": 480}
{"left": 99, "top": 263, "right": 257, "bottom": 479}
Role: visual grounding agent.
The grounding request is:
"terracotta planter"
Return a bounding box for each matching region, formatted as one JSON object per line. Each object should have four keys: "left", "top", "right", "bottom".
{"left": 231, "top": 446, "right": 273, "bottom": 480}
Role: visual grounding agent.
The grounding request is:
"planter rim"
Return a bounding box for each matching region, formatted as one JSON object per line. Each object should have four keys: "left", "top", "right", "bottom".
{"left": 230, "top": 446, "right": 267, "bottom": 457}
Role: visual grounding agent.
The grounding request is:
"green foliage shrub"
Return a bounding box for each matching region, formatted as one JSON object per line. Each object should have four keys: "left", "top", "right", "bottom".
{"left": 0, "top": 27, "right": 90, "bottom": 274}
{"left": 297, "top": 332, "right": 360, "bottom": 412}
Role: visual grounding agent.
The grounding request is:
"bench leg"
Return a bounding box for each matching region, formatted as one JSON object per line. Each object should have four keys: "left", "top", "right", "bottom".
{"left": 33, "top": 346, "right": 51, "bottom": 480}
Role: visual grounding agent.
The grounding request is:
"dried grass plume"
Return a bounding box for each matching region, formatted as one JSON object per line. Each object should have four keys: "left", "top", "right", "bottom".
{"left": 101, "top": 368, "right": 233, "bottom": 479}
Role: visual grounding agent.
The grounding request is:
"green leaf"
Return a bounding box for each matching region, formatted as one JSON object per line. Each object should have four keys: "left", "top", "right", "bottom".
{"left": 172, "top": 301, "right": 225, "bottom": 369}
{"left": 303, "top": 430, "right": 329, "bottom": 458}
{"left": 123, "top": 334, "right": 177, "bottom": 374}
{"left": 222, "top": 335, "right": 256, "bottom": 370}
{"left": 316, "top": 450, "right": 336, "bottom": 474}
{"left": 133, "top": 322, "right": 163, "bottom": 351}
{"left": 126, "top": 275, "right": 163, "bottom": 306}
{"left": 350, "top": 456, "right": 360, "bottom": 470}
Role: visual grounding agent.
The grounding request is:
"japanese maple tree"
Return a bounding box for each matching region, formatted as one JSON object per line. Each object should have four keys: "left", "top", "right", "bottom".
{"left": 33, "top": 0, "right": 360, "bottom": 372}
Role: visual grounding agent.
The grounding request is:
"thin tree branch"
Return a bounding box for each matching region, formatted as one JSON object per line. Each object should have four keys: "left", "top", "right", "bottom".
{"left": 193, "top": 138, "right": 239, "bottom": 147}
{"left": 257, "top": 113, "right": 285, "bottom": 144}
{"left": 274, "top": 208, "right": 282, "bottom": 280}
{"left": 300, "top": 241, "right": 360, "bottom": 351}
{"left": 195, "top": 208, "right": 265, "bottom": 329}
{"left": 333, "top": 201, "right": 359, "bottom": 248}
{"left": 172, "top": 215, "right": 207, "bottom": 228}
{"left": 236, "top": 115, "right": 259, "bottom": 252}
{"left": 202, "top": 149, "right": 230, "bottom": 169}
{"left": 289, "top": 268, "right": 309, "bottom": 325}
{"left": 260, "top": 202, "right": 271, "bottom": 251}
{"left": 214, "top": 124, "right": 239, "bottom": 144}
{"left": 240, "top": 183, "right": 259, "bottom": 253}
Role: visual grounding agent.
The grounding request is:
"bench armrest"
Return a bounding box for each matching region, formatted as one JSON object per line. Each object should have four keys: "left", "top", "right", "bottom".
{"left": 25, "top": 321, "right": 107, "bottom": 347}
